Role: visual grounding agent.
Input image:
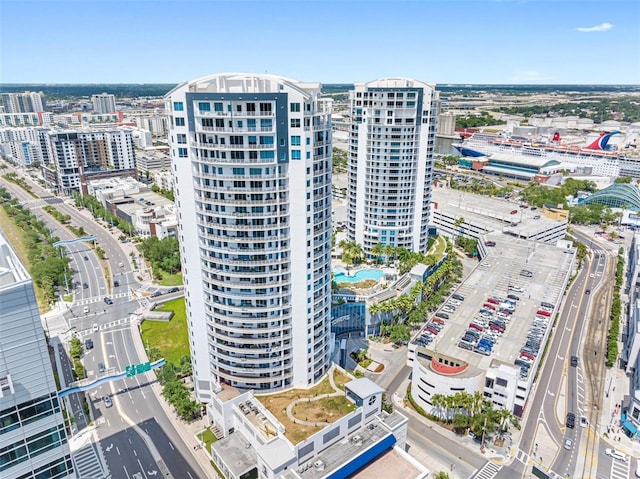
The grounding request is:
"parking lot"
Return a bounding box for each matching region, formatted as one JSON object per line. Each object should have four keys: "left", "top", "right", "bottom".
{"left": 414, "top": 237, "right": 575, "bottom": 375}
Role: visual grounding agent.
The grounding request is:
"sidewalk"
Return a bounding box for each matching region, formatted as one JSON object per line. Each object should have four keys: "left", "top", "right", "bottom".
{"left": 128, "top": 315, "right": 218, "bottom": 478}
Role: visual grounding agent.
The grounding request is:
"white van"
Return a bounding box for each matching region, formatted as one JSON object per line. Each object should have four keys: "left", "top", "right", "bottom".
{"left": 635, "top": 458, "right": 640, "bottom": 477}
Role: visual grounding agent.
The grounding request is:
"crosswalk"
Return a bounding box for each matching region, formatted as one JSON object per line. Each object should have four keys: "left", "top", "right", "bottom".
{"left": 72, "top": 442, "right": 108, "bottom": 479}
{"left": 73, "top": 292, "right": 131, "bottom": 306}
{"left": 77, "top": 316, "right": 133, "bottom": 336}
{"left": 472, "top": 461, "right": 502, "bottom": 479}
{"left": 610, "top": 457, "right": 630, "bottom": 479}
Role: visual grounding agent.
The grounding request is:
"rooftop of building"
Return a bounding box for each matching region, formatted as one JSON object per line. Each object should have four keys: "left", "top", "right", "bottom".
{"left": 0, "top": 232, "right": 28, "bottom": 288}
{"left": 486, "top": 152, "right": 561, "bottom": 169}
{"left": 281, "top": 413, "right": 414, "bottom": 479}
{"left": 255, "top": 368, "right": 355, "bottom": 444}
{"left": 417, "top": 236, "right": 573, "bottom": 375}
{"left": 431, "top": 186, "right": 568, "bottom": 234}
{"left": 211, "top": 430, "right": 257, "bottom": 478}
{"left": 348, "top": 448, "right": 424, "bottom": 479}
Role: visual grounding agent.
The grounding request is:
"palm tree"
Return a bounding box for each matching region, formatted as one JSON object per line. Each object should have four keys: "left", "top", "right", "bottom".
{"left": 433, "top": 472, "right": 450, "bottom": 479}
{"left": 431, "top": 394, "right": 445, "bottom": 420}
{"left": 384, "top": 244, "right": 395, "bottom": 265}
{"left": 453, "top": 217, "right": 465, "bottom": 242}
{"left": 371, "top": 243, "right": 384, "bottom": 264}
{"left": 497, "top": 408, "right": 514, "bottom": 433}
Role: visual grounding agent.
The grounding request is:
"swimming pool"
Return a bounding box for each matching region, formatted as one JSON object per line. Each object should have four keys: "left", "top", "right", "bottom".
{"left": 334, "top": 269, "right": 384, "bottom": 284}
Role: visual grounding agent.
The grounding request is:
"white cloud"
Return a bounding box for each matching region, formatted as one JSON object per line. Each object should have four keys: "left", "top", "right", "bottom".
{"left": 577, "top": 22, "right": 614, "bottom": 32}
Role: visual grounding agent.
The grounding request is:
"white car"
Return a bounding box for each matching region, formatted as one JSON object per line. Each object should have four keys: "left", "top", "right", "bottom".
{"left": 509, "top": 286, "right": 524, "bottom": 293}
{"left": 580, "top": 416, "right": 588, "bottom": 427}
{"left": 448, "top": 299, "right": 461, "bottom": 306}
{"left": 92, "top": 323, "right": 99, "bottom": 333}
{"left": 606, "top": 448, "right": 628, "bottom": 462}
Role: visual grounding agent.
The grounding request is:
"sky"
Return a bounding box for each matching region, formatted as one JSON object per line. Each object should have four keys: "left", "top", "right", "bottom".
{"left": 1, "top": 0, "right": 639, "bottom": 85}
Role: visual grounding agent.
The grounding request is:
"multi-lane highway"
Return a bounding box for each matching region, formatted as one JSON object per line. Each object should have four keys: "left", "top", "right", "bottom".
{"left": 0, "top": 169, "right": 208, "bottom": 478}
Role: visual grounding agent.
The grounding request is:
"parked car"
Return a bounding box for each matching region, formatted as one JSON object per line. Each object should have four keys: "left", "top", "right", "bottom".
{"left": 431, "top": 317, "right": 445, "bottom": 325}
{"left": 483, "top": 303, "right": 496, "bottom": 311}
{"left": 487, "top": 298, "right": 500, "bottom": 305}
{"left": 452, "top": 293, "right": 465, "bottom": 301}
{"left": 510, "top": 210, "right": 518, "bottom": 214}
{"left": 485, "top": 241, "right": 496, "bottom": 247}
{"left": 537, "top": 310, "right": 551, "bottom": 317}
{"left": 509, "top": 286, "right": 525, "bottom": 292}
{"left": 507, "top": 294, "right": 520, "bottom": 301}
{"left": 168, "top": 287, "right": 180, "bottom": 293}
{"left": 435, "top": 312, "right": 450, "bottom": 320}
{"left": 458, "top": 341, "right": 473, "bottom": 351}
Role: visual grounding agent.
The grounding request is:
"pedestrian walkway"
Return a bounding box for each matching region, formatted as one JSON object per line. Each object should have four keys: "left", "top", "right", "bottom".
{"left": 74, "top": 316, "right": 133, "bottom": 336}
{"left": 72, "top": 291, "right": 131, "bottom": 305}
{"left": 70, "top": 428, "right": 108, "bottom": 479}
{"left": 127, "top": 318, "right": 218, "bottom": 478}
{"left": 470, "top": 461, "right": 502, "bottom": 479}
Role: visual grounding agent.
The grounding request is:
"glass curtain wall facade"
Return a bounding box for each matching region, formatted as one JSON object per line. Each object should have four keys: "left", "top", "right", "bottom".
{"left": 0, "top": 233, "right": 73, "bottom": 479}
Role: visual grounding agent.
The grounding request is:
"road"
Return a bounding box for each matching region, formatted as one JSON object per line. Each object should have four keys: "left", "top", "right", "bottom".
{"left": 0, "top": 169, "right": 208, "bottom": 478}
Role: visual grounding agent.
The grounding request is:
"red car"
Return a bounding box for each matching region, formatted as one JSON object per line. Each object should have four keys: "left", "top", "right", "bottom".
{"left": 510, "top": 210, "right": 518, "bottom": 214}
{"left": 536, "top": 310, "right": 551, "bottom": 317}
{"left": 490, "top": 324, "right": 505, "bottom": 333}
{"left": 425, "top": 326, "right": 439, "bottom": 335}
{"left": 487, "top": 298, "right": 500, "bottom": 305}
{"left": 483, "top": 303, "right": 496, "bottom": 310}
{"left": 469, "top": 323, "right": 483, "bottom": 331}
{"left": 432, "top": 317, "right": 445, "bottom": 325}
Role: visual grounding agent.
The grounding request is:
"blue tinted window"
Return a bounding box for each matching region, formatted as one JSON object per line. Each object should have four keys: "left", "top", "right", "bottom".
{"left": 198, "top": 102, "right": 210, "bottom": 112}
{"left": 173, "top": 102, "right": 184, "bottom": 111}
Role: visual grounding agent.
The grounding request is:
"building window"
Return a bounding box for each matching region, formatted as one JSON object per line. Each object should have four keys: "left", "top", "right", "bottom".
{"left": 178, "top": 148, "right": 188, "bottom": 158}
{"left": 198, "top": 102, "right": 211, "bottom": 112}
{"left": 290, "top": 103, "right": 301, "bottom": 112}
{"left": 177, "top": 134, "right": 187, "bottom": 144}
{"left": 291, "top": 136, "right": 301, "bottom": 146}
{"left": 291, "top": 150, "right": 301, "bottom": 160}
{"left": 214, "top": 102, "right": 224, "bottom": 112}
{"left": 173, "top": 102, "right": 184, "bottom": 111}
{"left": 175, "top": 117, "right": 185, "bottom": 126}
{"left": 291, "top": 118, "right": 301, "bottom": 128}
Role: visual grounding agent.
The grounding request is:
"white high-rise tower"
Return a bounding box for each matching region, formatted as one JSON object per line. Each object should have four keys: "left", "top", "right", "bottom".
{"left": 91, "top": 93, "right": 116, "bottom": 114}
{"left": 165, "top": 73, "right": 333, "bottom": 399}
{"left": 347, "top": 78, "right": 440, "bottom": 254}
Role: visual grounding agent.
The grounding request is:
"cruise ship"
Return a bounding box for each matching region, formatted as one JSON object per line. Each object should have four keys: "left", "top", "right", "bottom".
{"left": 454, "top": 130, "right": 640, "bottom": 178}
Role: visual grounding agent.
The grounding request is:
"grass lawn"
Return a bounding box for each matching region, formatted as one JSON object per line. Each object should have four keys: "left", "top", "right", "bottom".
{"left": 140, "top": 297, "right": 189, "bottom": 365}
{"left": 197, "top": 427, "right": 218, "bottom": 452}
{"left": 256, "top": 369, "right": 354, "bottom": 443}
{"left": 291, "top": 396, "right": 357, "bottom": 423}
{"left": 0, "top": 205, "right": 48, "bottom": 312}
{"left": 157, "top": 272, "right": 183, "bottom": 286}
{"left": 428, "top": 235, "right": 447, "bottom": 261}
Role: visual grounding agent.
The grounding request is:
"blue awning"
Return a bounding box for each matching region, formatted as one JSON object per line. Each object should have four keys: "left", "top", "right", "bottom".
{"left": 622, "top": 419, "right": 637, "bottom": 435}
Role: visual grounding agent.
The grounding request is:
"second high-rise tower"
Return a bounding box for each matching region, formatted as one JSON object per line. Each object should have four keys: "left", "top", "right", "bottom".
{"left": 347, "top": 78, "right": 440, "bottom": 254}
